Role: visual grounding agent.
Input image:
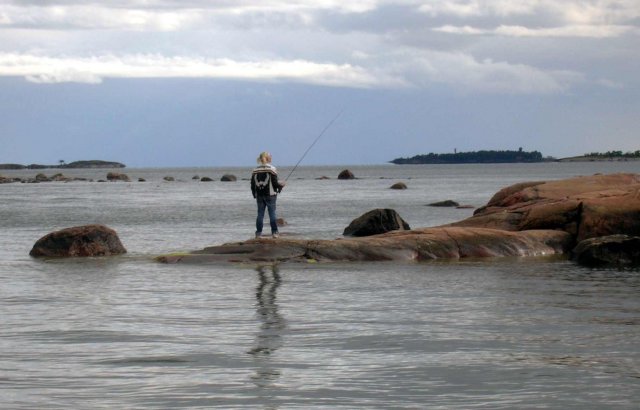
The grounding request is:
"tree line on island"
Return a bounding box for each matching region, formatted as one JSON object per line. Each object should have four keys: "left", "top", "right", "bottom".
{"left": 582, "top": 150, "right": 640, "bottom": 159}
{"left": 391, "top": 148, "right": 640, "bottom": 164}
{"left": 390, "top": 148, "right": 544, "bottom": 164}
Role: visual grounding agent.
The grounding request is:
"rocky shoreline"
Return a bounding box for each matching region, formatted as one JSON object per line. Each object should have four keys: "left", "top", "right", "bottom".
{"left": 154, "top": 173, "right": 640, "bottom": 267}
{"left": 0, "top": 171, "right": 241, "bottom": 184}
{"left": 26, "top": 172, "right": 640, "bottom": 268}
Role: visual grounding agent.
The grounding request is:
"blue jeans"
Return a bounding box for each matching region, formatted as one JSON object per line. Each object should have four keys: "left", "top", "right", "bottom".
{"left": 256, "top": 195, "right": 278, "bottom": 235}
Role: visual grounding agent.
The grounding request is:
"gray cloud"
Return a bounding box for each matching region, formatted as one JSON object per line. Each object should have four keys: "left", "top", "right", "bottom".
{"left": 0, "top": 0, "right": 637, "bottom": 93}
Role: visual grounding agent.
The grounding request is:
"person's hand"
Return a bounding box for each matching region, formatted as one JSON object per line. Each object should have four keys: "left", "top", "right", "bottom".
{"left": 280, "top": 181, "right": 286, "bottom": 187}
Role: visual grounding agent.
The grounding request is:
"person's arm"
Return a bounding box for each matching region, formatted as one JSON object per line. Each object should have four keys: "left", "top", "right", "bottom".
{"left": 271, "top": 171, "right": 284, "bottom": 193}
{"left": 250, "top": 173, "right": 257, "bottom": 198}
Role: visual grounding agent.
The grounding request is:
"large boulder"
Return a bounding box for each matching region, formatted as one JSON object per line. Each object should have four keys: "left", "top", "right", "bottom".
{"left": 571, "top": 235, "right": 640, "bottom": 268}
{"left": 343, "top": 208, "right": 410, "bottom": 237}
{"left": 451, "top": 173, "right": 640, "bottom": 241}
{"left": 30, "top": 224, "right": 127, "bottom": 257}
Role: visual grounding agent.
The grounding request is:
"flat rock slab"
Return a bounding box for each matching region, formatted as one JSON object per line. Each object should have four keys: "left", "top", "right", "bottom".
{"left": 156, "top": 227, "right": 572, "bottom": 264}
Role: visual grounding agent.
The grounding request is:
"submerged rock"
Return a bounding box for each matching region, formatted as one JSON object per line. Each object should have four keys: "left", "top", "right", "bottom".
{"left": 428, "top": 200, "right": 460, "bottom": 207}
{"left": 390, "top": 182, "right": 408, "bottom": 190}
{"left": 30, "top": 224, "right": 127, "bottom": 258}
{"left": 343, "top": 208, "right": 410, "bottom": 237}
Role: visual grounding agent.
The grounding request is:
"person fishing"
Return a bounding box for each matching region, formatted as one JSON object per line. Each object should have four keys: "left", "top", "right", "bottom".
{"left": 251, "top": 151, "right": 285, "bottom": 239}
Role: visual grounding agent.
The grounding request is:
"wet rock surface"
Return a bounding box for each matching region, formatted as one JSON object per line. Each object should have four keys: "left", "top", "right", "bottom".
{"left": 571, "top": 235, "right": 640, "bottom": 268}
{"left": 157, "top": 227, "right": 571, "bottom": 264}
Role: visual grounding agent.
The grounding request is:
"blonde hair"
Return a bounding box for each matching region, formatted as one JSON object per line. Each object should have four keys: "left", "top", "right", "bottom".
{"left": 257, "top": 151, "right": 271, "bottom": 165}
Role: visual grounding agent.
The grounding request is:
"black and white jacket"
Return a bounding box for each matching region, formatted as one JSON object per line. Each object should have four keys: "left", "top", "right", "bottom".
{"left": 251, "top": 164, "right": 282, "bottom": 198}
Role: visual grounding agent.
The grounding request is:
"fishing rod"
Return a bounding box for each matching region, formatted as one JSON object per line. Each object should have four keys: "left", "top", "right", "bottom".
{"left": 285, "top": 109, "right": 344, "bottom": 182}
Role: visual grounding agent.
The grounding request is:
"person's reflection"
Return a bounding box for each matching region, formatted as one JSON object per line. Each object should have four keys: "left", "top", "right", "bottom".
{"left": 249, "top": 264, "right": 286, "bottom": 388}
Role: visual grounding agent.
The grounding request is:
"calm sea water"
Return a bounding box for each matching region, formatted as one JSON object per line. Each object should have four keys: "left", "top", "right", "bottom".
{"left": 1, "top": 162, "right": 640, "bottom": 409}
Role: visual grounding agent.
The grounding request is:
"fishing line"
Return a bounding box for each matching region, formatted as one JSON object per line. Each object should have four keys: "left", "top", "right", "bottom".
{"left": 285, "top": 109, "right": 344, "bottom": 182}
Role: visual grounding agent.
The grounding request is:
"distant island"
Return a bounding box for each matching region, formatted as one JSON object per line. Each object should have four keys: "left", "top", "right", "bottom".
{"left": 390, "top": 149, "right": 544, "bottom": 164}
{"left": 0, "top": 160, "right": 126, "bottom": 170}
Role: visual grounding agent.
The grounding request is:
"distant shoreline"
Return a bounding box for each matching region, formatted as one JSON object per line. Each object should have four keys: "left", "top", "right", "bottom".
{"left": 0, "top": 160, "right": 126, "bottom": 170}
{"left": 557, "top": 156, "right": 640, "bottom": 162}
{"left": 390, "top": 149, "right": 544, "bottom": 165}
{"left": 391, "top": 150, "right": 640, "bottom": 165}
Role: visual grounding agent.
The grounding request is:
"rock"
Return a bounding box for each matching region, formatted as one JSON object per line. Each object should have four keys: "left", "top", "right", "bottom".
{"left": 50, "top": 173, "right": 69, "bottom": 182}
{"left": 200, "top": 176, "right": 213, "bottom": 182}
{"left": 277, "top": 218, "right": 287, "bottom": 226}
{"left": 30, "top": 224, "right": 127, "bottom": 258}
{"left": 316, "top": 176, "right": 330, "bottom": 180}
{"left": 571, "top": 235, "right": 640, "bottom": 268}
{"left": 0, "top": 175, "right": 21, "bottom": 184}
{"left": 163, "top": 176, "right": 175, "bottom": 182}
{"left": 428, "top": 200, "right": 460, "bottom": 207}
{"left": 343, "top": 208, "right": 410, "bottom": 237}
{"left": 138, "top": 178, "right": 146, "bottom": 182}
{"left": 221, "top": 174, "right": 237, "bottom": 182}
{"left": 452, "top": 173, "right": 640, "bottom": 241}
{"left": 35, "top": 173, "right": 49, "bottom": 182}
{"left": 390, "top": 182, "right": 408, "bottom": 190}
{"left": 338, "top": 169, "right": 355, "bottom": 180}
{"left": 157, "top": 227, "right": 572, "bottom": 264}
{"left": 192, "top": 175, "right": 200, "bottom": 180}
{"left": 107, "top": 172, "right": 131, "bottom": 182}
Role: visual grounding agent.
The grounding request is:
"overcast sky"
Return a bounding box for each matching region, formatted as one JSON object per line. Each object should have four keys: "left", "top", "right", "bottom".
{"left": 1, "top": 0, "right": 638, "bottom": 167}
